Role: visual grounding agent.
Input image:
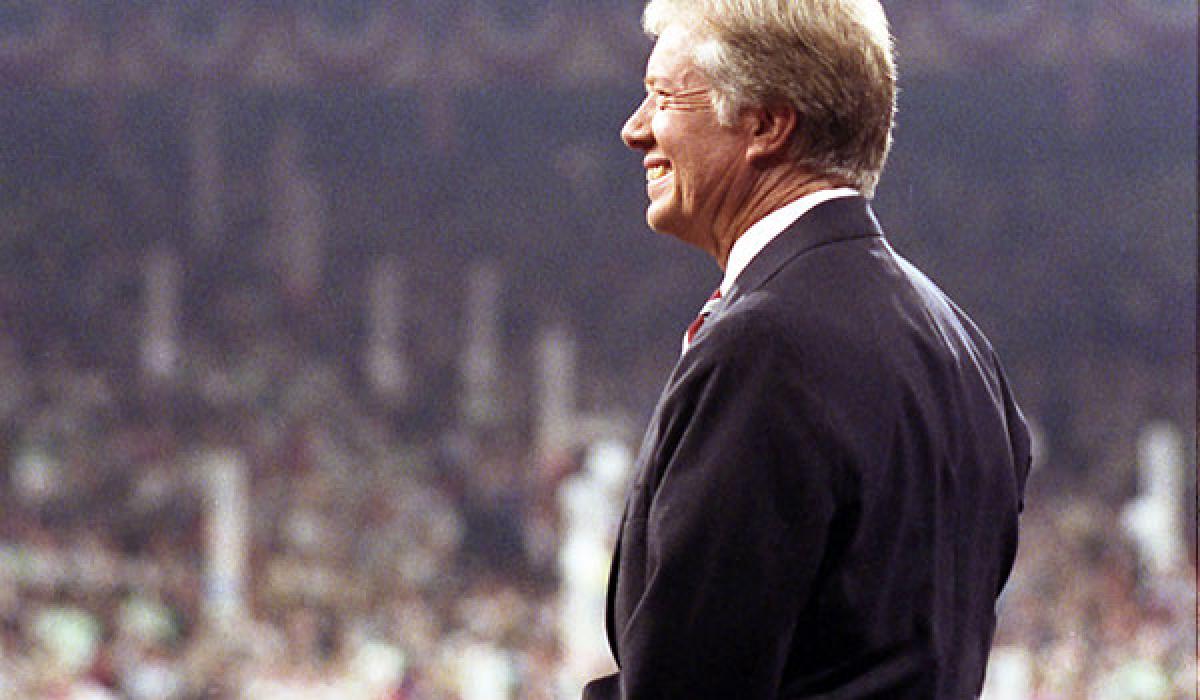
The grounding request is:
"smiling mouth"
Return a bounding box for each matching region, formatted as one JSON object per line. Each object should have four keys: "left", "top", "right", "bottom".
{"left": 646, "top": 164, "right": 671, "bottom": 182}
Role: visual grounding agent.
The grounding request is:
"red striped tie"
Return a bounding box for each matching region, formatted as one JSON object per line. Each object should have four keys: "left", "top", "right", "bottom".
{"left": 683, "top": 288, "right": 722, "bottom": 352}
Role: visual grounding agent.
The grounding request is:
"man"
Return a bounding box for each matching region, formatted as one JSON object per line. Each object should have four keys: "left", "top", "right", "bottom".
{"left": 583, "top": 1, "right": 1032, "bottom": 699}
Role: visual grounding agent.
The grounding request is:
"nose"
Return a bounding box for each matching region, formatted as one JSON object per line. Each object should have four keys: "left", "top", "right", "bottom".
{"left": 621, "top": 95, "right": 654, "bottom": 151}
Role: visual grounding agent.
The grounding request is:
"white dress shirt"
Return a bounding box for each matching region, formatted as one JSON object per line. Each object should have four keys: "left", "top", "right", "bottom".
{"left": 718, "top": 187, "right": 860, "bottom": 296}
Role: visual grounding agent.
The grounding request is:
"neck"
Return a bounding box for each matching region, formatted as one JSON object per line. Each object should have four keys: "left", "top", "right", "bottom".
{"left": 712, "top": 169, "right": 850, "bottom": 270}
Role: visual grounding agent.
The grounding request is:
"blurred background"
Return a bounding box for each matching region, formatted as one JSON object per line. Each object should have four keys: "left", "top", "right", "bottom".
{"left": 0, "top": 1, "right": 1194, "bottom": 698}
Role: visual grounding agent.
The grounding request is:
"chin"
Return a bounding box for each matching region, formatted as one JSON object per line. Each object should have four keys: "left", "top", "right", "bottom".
{"left": 648, "top": 219, "right": 705, "bottom": 254}
{"left": 646, "top": 202, "right": 683, "bottom": 237}
{"left": 646, "top": 218, "right": 681, "bottom": 241}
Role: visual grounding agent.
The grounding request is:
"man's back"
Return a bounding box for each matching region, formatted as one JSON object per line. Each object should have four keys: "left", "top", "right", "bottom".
{"left": 595, "top": 198, "right": 1031, "bottom": 699}
{"left": 754, "top": 201, "right": 1031, "bottom": 697}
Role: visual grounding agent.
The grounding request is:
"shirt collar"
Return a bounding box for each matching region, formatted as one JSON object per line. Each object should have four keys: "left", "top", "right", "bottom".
{"left": 719, "top": 187, "right": 860, "bottom": 296}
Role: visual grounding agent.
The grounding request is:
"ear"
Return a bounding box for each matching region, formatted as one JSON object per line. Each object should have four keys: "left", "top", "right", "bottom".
{"left": 744, "top": 102, "right": 796, "bottom": 164}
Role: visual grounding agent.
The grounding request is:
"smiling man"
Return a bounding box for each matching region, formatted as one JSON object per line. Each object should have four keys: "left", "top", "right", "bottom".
{"left": 584, "top": 2, "right": 1032, "bottom": 699}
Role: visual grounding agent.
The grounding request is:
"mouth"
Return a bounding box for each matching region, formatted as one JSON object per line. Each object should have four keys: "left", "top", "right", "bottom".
{"left": 646, "top": 163, "right": 672, "bottom": 188}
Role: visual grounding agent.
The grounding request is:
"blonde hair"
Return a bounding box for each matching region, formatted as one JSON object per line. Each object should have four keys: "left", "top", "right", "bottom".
{"left": 642, "top": 0, "right": 896, "bottom": 197}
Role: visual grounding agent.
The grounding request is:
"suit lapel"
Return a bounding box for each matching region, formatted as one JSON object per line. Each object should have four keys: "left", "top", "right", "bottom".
{"left": 722, "top": 195, "right": 884, "bottom": 310}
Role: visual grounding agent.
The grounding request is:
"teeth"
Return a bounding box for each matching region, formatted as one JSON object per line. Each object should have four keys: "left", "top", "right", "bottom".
{"left": 647, "top": 164, "right": 669, "bottom": 181}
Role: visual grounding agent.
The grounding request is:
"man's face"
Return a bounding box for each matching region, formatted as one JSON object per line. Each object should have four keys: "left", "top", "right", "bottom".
{"left": 621, "top": 24, "right": 754, "bottom": 255}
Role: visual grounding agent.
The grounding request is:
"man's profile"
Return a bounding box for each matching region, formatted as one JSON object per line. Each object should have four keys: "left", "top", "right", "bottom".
{"left": 584, "top": 1, "right": 1032, "bottom": 698}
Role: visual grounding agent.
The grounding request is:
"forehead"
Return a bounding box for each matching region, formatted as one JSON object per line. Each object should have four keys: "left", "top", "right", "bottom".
{"left": 644, "top": 24, "right": 708, "bottom": 89}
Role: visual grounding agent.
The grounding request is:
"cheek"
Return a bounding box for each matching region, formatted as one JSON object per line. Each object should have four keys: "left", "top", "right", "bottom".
{"left": 650, "top": 108, "right": 670, "bottom": 133}
{"left": 652, "top": 112, "right": 693, "bottom": 156}
{"left": 672, "top": 147, "right": 714, "bottom": 198}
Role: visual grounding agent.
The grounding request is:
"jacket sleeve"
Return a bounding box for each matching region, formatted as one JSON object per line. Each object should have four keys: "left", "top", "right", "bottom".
{"left": 613, "top": 309, "right": 844, "bottom": 699}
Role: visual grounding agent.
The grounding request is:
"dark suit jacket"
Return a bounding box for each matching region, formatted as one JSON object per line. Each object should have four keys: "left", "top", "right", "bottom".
{"left": 584, "top": 197, "right": 1032, "bottom": 699}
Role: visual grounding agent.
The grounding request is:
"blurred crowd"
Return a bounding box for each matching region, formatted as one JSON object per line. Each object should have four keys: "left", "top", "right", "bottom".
{"left": 0, "top": 328, "right": 583, "bottom": 698}
{"left": 0, "top": 343, "right": 1193, "bottom": 700}
{"left": 0, "top": 285, "right": 1192, "bottom": 700}
{"left": 0, "top": 18, "right": 1195, "bottom": 700}
{"left": 986, "top": 493, "right": 1194, "bottom": 700}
